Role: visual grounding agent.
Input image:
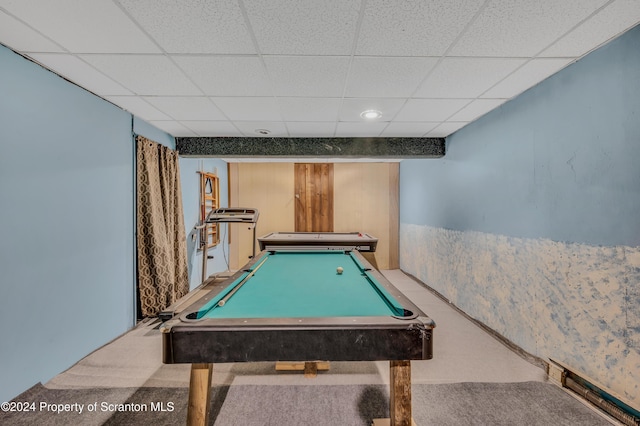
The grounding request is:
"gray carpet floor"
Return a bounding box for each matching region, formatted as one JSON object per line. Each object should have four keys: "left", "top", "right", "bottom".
{"left": 1, "top": 381, "right": 611, "bottom": 425}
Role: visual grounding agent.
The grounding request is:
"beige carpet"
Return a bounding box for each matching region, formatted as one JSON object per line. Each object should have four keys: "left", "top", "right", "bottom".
{"left": 22, "top": 270, "right": 615, "bottom": 425}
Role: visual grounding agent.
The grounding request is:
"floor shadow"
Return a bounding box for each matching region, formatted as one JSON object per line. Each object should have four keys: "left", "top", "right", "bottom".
{"left": 357, "top": 385, "right": 389, "bottom": 424}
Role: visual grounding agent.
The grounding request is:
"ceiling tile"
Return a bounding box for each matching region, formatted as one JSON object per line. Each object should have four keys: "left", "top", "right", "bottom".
{"left": 29, "top": 53, "right": 132, "bottom": 96}
{"left": 339, "top": 98, "right": 406, "bottom": 121}
{"left": 345, "top": 57, "right": 438, "bottom": 97}
{"left": 335, "top": 122, "right": 387, "bottom": 137}
{"left": 286, "top": 122, "right": 337, "bottom": 137}
{"left": 448, "top": 99, "right": 506, "bottom": 121}
{"left": 356, "top": 0, "right": 485, "bottom": 56}
{"left": 179, "top": 121, "right": 242, "bottom": 137}
{"left": 234, "top": 121, "right": 288, "bottom": 137}
{"left": 105, "top": 96, "right": 170, "bottom": 121}
{"left": 482, "top": 58, "right": 574, "bottom": 99}
{"left": 143, "top": 97, "right": 226, "bottom": 121}
{"left": 263, "top": 56, "right": 350, "bottom": 97}
{"left": 0, "top": 0, "right": 159, "bottom": 53}
{"left": 449, "top": 0, "right": 608, "bottom": 57}
{"left": 380, "top": 122, "right": 439, "bottom": 137}
{"left": 278, "top": 98, "right": 341, "bottom": 122}
{"left": 540, "top": 0, "right": 640, "bottom": 57}
{"left": 414, "top": 58, "right": 526, "bottom": 98}
{"left": 149, "top": 120, "right": 197, "bottom": 136}
{"left": 427, "top": 122, "right": 469, "bottom": 137}
{"left": 2, "top": 0, "right": 635, "bottom": 141}
{"left": 173, "top": 56, "right": 272, "bottom": 96}
{"left": 395, "top": 99, "right": 470, "bottom": 122}
{"left": 244, "top": 0, "right": 361, "bottom": 55}
{"left": 212, "top": 97, "right": 282, "bottom": 121}
{"left": 117, "top": 0, "right": 255, "bottom": 54}
{"left": 0, "top": 11, "right": 64, "bottom": 52}
{"left": 80, "top": 55, "right": 201, "bottom": 96}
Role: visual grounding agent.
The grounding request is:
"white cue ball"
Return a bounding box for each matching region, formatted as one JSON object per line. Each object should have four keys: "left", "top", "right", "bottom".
{"left": 337, "top": 267, "right": 344, "bottom": 275}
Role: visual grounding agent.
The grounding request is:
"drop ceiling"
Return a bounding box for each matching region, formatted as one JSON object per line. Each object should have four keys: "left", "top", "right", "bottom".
{"left": 1, "top": 0, "right": 639, "bottom": 138}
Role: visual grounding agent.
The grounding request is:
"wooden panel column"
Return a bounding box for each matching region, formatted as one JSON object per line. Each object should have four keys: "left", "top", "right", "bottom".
{"left": 294, "top": 163, "right": 334, "bottom": 232}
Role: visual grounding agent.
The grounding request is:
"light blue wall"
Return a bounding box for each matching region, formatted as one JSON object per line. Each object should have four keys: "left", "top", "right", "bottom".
{"left": 402, "top": 24, "right": 640, "bottom": 247}
{"left": 0, "top": 45, "right": 171, "bottom": 402}
{"left": 180, "top": 158, "right": 230, "bottom": 289}
{"left": 134, "top": 117, "right": 175, "bottom": 150}
{"left": 400, "top": 25, "right": 640, "bottom": 406}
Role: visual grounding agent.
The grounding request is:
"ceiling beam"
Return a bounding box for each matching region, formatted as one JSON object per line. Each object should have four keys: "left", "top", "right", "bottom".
{"left": 176, "top": 137, "right": 445, "bottom": 158}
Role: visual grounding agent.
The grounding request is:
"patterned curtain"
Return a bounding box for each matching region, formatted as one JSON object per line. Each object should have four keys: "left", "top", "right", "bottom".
{"left": 136, "top": 136, "right": 189, "bottom": 317}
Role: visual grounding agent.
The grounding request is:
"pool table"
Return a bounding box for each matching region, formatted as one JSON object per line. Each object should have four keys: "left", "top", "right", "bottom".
{"left": 258, "top": 231, "right": 378, "bottom": 252}
{"left": 161, "top": 248, "right": 435, "bottom": 426}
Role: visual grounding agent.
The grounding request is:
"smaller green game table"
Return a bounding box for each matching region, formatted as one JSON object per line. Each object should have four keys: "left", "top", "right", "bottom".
{"left": 258, "top": 231, "right": 378, "bottom": 252}
{"left": 161, "top": 244, "right": 435, "bottom": 426}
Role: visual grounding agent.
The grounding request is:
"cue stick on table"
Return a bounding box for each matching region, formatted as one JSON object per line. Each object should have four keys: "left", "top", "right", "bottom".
{"left": 217, "top": 256, "right": 268, "bottom": 307}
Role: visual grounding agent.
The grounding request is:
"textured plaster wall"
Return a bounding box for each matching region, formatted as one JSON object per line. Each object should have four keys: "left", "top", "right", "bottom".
{"left": 401, "top": 224, "right": 640, "bottom": 405}
{"left": 399, "top": 24, "right": 640, "bottom": 408}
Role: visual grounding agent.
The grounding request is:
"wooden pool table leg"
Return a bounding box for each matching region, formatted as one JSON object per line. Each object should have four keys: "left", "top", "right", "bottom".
{"left": 390, "top": 360, "right": 412, "bottom": 426}
{"left": 187, "top": 363, "right": 213, "bottom": 426}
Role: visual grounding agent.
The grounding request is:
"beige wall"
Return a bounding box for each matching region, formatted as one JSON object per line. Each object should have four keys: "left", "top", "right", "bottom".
{"left": 229, "top": 162, "right": 398, "bottom": 269}
{"left": 229, "top": 163, "right": 295, "bottom": 267}
{"left": 333, "top": 163, "right": 399, "bottom": 269}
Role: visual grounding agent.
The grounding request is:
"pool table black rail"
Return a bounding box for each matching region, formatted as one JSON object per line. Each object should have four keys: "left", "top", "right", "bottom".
{"left": 162, "top": 320, "right": 433, "bottom": 364}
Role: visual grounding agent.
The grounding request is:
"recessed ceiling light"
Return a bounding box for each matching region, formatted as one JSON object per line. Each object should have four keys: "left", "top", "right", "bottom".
{"left": 360, "top": 109, "right": 382, "bottom": 120}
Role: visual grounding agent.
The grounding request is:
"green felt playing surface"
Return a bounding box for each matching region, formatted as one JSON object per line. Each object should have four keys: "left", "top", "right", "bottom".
{"left": 196, "top": 251, "right": 404, "bottom": 319}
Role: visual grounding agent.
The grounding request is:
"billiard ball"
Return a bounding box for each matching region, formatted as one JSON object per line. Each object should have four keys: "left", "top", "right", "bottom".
{"left": 337, "top": 267, "right": 344, "bottom": 274}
